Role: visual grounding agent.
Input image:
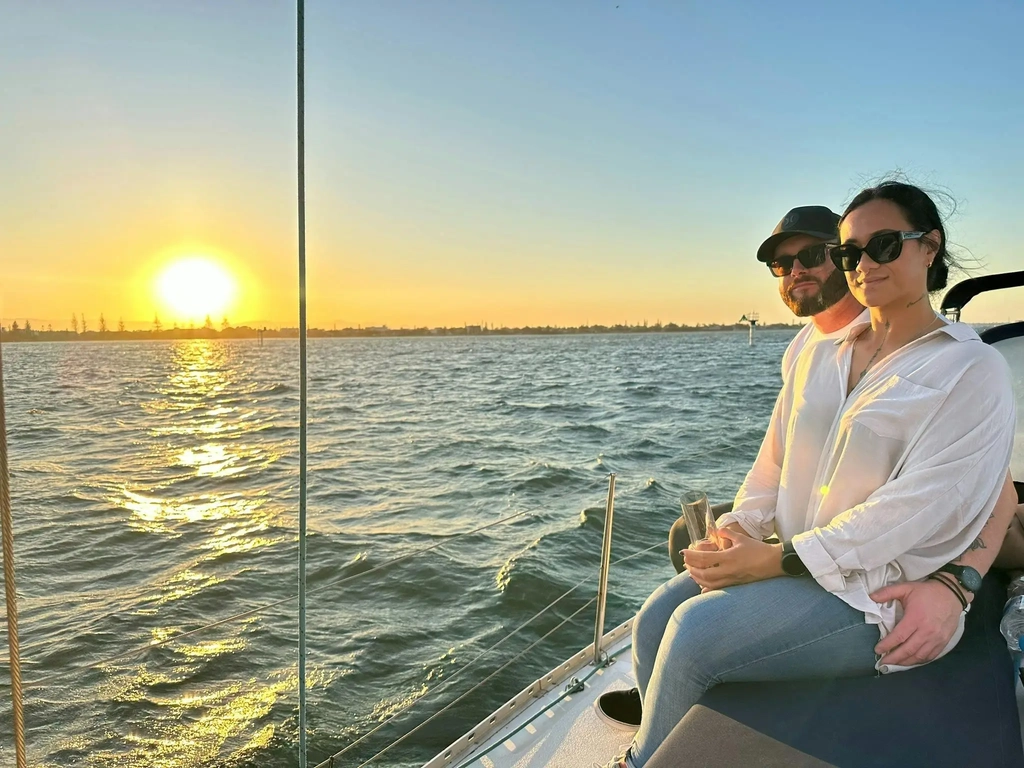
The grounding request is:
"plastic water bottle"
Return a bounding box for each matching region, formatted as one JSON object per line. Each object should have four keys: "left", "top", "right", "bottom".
{"left": 999, "top": 574, "right": 1024, "bottom": 652}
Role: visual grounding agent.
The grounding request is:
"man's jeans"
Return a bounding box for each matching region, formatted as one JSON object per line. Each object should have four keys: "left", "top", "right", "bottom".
{"left": 628, "top": 571, "right": 880, "bottom": 767}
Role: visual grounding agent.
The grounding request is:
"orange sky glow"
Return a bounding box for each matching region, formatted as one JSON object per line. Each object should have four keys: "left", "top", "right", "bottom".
{"left": 3, "top": 4, "right": 1022, "bottom": 332}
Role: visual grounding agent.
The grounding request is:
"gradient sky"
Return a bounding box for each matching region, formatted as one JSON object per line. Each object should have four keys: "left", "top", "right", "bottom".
{"left": 2, "top": 0, "right": 1023, "bottom": 329}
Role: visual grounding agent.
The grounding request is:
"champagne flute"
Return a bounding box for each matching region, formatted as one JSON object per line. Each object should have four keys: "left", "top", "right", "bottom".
{"left": 680, "top": 489, "right": 718, "bottom": 549}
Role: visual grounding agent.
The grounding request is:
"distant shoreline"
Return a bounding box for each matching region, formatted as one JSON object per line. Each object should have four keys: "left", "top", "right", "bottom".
{"left": 0, "top": 322, "right": 803, "bottom": 342}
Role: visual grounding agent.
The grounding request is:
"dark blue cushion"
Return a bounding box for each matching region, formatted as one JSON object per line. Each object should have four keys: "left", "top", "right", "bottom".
{"left": 695, "top": 573, "right": 1022, "bottom": 767}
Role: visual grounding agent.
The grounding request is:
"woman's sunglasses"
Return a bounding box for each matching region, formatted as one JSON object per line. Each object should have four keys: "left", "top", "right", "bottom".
{"left": 765, "top": 243, "right": 829, "bottom": 277}
{"left": 827, "top": 231, "right": 927, "bottom": 272}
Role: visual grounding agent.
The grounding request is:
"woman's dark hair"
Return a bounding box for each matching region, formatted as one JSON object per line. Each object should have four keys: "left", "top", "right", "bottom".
{"left": 840, "top": 181, "right": 959, "bottom": 292}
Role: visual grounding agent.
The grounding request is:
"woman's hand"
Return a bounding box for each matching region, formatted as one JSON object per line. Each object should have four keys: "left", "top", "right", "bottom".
{"left": 683, "top": 527, "right": 785, "bottom": 590}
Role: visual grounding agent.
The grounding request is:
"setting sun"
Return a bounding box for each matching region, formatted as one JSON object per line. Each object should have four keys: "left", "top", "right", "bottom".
{"left": 155, "top": 256, "right": 239, "bottom": 323}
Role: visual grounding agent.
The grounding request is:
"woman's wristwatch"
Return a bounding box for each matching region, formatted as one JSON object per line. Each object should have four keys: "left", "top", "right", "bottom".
{"left": 781, "top": 541, "right": 809, "bottom": 576}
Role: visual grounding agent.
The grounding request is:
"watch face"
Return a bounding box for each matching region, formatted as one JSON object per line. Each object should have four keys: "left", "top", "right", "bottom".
{"left": 945, "top": 565, "right": 982, "bottom": 593}
{"left": 782, "top": 553, "right": 804, "bottom": 577}
{"left": 960, "top": 567, "right": 983, "bottom": 594}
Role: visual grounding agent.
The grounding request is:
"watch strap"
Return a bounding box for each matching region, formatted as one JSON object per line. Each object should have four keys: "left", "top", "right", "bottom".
{"left": 781, "top": 541, "right": 808, "bottom": 576}
{"left": 937, "top": 564, "right": 980, "bottom": 595}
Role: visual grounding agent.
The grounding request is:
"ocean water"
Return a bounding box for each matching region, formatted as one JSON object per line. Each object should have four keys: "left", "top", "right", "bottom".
{"left": 0, "top": 331, "right": 794, "bottom": 767}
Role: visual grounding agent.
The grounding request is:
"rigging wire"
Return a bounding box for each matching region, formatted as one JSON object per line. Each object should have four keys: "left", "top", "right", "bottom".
{"left": 311, "top": 572, "right": 598, "bottom": 763}
{"left": 313, "top": 539, "right": 666, "bottom": 767}
{"left": 0, "top": 500, "right": 543, "bottom": 663}
{"left": 1, "top": 434, "right": 756, "bottom": 666}
{"left": 23, "top": 508, "right": 537, "bottom": 690}
{"left": 452, "top": 642, "right": 633, "bottom": 768}
{"left": 348, "top": 595, "right": 599, "bottom": 768}
{"left": 692, "top": 435, "right": 764, "bottom": 460}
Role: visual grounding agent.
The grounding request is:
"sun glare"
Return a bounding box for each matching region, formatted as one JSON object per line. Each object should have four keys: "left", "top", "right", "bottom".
{"left": 156, "top": 257, "right": 239, "bottom": 323}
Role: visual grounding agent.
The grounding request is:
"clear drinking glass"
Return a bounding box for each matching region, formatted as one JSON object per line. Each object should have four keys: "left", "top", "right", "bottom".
{"left": 680, "top": 489, "right": 718, "bottom": 548}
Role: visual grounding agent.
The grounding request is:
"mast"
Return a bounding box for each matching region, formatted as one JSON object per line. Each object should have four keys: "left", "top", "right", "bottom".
{"left": 296, "top": 1, "right": 309, "bottom": 765}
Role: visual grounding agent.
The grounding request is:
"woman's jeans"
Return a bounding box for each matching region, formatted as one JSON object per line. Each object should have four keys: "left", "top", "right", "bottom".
{"left": 628, "top": 571, "right": 880, "bottom": 767}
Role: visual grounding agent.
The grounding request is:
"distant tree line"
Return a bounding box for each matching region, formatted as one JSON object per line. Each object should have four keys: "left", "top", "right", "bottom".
{"left": 2, "top": 312, "right": 244, "bottom": 341}
{"left": 0, "top": 315, "right": 804, "bottom": 342}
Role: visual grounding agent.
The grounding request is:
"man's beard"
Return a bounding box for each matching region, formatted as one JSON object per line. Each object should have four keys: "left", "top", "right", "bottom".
{"left": 780, "top": 268, "right": 850, "bottom": 317}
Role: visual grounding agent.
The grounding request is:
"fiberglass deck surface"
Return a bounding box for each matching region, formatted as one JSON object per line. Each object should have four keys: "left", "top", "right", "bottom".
{"left": 471, "top": 631, "right": 636, "bottom": 768}
{"left": 454, "top": 638, "right": 1024, "bottom": 768}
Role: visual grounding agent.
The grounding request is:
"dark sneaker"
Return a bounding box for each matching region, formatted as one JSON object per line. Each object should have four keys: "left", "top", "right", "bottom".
{"left": 595, "top": 687, "right": 642, "bottom": 730}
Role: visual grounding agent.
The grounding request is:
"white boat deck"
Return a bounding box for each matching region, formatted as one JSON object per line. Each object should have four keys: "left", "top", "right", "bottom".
{"left": 426, "top": 621, "right": 638, "bottom": 768}
{"left": 429, "top": 619, "right": 1024, "bottom": 768}
{"left": 474, "top": 640, "right": 635, "bottom": 768}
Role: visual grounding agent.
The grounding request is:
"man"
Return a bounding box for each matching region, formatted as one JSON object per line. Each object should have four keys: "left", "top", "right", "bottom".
{"left": 597, "top": 205, "right": 1020, "bottom": 729}
{"left": 759, "top": 205, "right": 866, "bottom": 381}
{"left": 663, "top": 207, "right": 867, "bottom": 569}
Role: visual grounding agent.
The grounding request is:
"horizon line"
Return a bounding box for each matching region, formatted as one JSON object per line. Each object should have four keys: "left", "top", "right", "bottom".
{"left": 1, "top": 319, "right": 805, "bottom": 342}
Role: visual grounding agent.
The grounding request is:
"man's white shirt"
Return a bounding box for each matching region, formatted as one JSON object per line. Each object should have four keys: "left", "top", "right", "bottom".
{"left": 779, "top": 311, "right": 869, "bottom": 384}
{"left": 717, "top": 316, "right": 1016, "bottom": 660}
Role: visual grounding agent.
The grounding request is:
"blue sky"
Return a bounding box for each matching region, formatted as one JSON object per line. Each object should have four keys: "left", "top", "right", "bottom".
{"left": 2, "top": 0, "right": 1022, "bottom": 327}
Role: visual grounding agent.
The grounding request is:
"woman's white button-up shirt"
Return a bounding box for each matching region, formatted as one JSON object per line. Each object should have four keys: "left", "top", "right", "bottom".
{"left": 717, "top": 317, "right": 1016, "bottom": 642}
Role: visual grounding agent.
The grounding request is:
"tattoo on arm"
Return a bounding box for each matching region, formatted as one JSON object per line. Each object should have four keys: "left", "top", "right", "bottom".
{"left": 907, "top": 293, "right": 927, "bottom": 308}
{"left": 960, "top": 537, "right": 987, "bottom": 559}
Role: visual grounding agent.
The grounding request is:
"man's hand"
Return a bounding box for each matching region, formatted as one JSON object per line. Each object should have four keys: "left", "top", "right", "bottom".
{"left": 870, "top": 580, "right": 966, "bottom": 667}
{"left": 683, "top": 527, "right": 784, "bottom": 590}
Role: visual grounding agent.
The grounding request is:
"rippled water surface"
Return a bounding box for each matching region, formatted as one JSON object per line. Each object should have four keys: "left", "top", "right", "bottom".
{"left": 0, "top": 331, "right": 796, "bottom": 766}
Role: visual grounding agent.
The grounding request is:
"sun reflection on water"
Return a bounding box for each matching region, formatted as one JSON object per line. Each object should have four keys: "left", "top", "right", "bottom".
{"left": 81, "top": 339, "right": 297, "bottom": 767}
{"left": 151, "top": 568, "right": 224, "bottom": 607}
{"left": 84, "top": 631, "right": 336, "bottom": 768}
{"left": 167, "top": 342, "right": 230, "bottom": 402}
{"left": 92, "top": 668, "right": 298, "bottom": 768}
{"left": 120, "top": 490, "right": 262, "bottom": 528}
{"left": 180, "top": 444, "right": 239, "bottom": 477}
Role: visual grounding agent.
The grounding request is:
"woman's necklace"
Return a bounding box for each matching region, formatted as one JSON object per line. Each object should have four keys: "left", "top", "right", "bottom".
{"left": 855, "top": 314, "right": 943, "bottom": 384}
{"left": 856, "top": 322, "right": 890, "bottom": 384}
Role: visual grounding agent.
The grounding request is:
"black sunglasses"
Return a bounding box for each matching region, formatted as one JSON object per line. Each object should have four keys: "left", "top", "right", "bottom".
{"left": 765, "top": 243, "right": 829, "bottom": 277}
{"left": 827, "top": 231, "right": 927, "bottom": 272}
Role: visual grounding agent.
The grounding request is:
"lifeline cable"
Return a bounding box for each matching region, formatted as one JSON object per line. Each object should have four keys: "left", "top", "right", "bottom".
{"left": 24, "top": 507, "right": 538, "bottom": 690}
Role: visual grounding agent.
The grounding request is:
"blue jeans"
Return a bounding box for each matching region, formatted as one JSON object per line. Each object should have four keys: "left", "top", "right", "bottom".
{"left": 628, "top": 571, "right": 880, "bottom": 767}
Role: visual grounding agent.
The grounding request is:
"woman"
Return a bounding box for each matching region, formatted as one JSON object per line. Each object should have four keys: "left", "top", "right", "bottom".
{"left": 600, "top": 182, "right": 1017, "bottom": 768}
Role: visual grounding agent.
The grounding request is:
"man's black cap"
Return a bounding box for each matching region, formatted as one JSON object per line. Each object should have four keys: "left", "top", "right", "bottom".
{"left": 756, "top": 206, "right": 840, "bottom": 262}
